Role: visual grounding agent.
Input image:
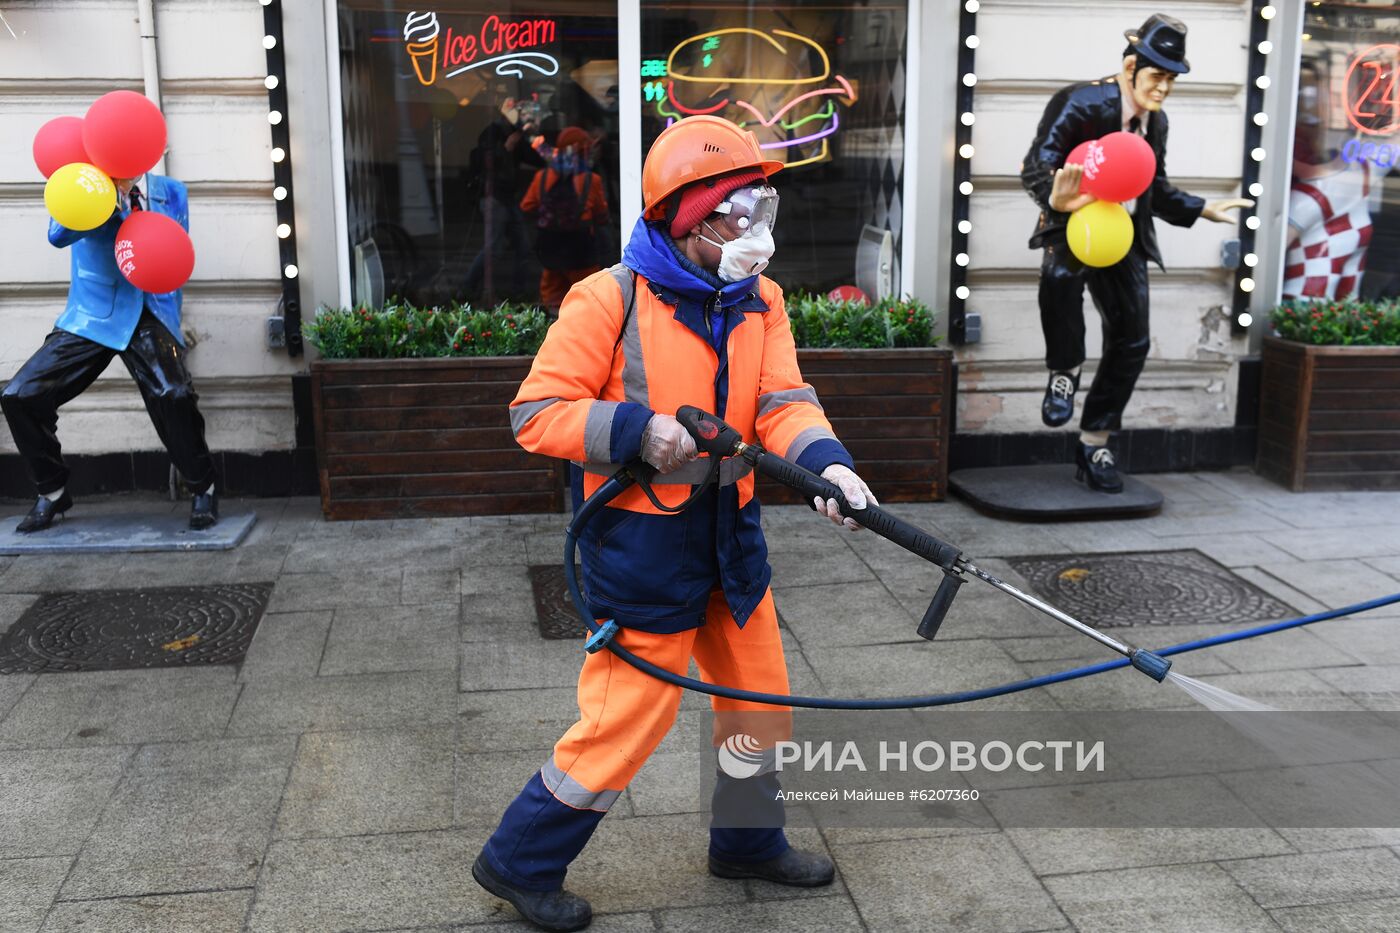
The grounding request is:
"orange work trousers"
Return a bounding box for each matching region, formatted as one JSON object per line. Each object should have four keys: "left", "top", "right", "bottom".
{"left": 551, "top": 587, "right": 791, "bottom": 797}
{"left": 480, "top": 588, "right": 792, "bottom": 891}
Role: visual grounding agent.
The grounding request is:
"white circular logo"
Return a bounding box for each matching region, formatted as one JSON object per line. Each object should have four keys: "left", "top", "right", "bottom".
{"left": 716, "top": 733, "right": 767, "bottom": 779}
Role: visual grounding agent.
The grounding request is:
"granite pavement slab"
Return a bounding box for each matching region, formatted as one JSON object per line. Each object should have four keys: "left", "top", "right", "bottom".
{"left": 41, "top": 890, "right": 252, "bottom": 933}
{"left": 0, "top": 856, "right": 71, "bottom": 932}
{"left": 275, "top": 724, "right": 456, "bottom": 839}
{"left": 834, "top": 832, "right": 1067, "bottom": 933}
{"left": 57, "top": 736, "right": 295, "bottom": 899}
{"left": 1042, "top": 861, "right": 1278, "bottom": 933}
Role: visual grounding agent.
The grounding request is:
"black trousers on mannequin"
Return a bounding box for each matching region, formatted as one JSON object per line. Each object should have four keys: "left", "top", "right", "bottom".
{"left": 1038, "top": 241, "right": 1151, "bottom": 433}
{"left": 1, "top": 311, "right": 217, "bottom": 496}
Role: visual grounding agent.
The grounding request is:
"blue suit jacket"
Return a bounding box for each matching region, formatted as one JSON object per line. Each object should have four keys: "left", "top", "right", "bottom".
{"left": 47, "top": 173, "right": 188, "bottom": 351}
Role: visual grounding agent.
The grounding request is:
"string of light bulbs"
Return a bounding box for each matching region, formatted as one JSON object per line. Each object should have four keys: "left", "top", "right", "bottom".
{"left": 261, "top": 0, "right": 303, "bottom": 355}
{"left": 1233, "top": 0, "right": 1274, "bottom": 333}
{"left": 947, "top": 0, "right": 978, "bottom": 344}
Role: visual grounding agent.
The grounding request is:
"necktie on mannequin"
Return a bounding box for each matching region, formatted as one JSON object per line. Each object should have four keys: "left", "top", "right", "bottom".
{"left": 1125, "top": 118, "right": 1144, "bottom": 217}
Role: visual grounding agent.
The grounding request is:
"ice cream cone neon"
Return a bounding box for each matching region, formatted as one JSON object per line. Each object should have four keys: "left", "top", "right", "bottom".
{"left": 407, "top": 39, "right": 438, "bottom": 85}
{"left": 404, "top": 11, "right": 441, "bottom": 86}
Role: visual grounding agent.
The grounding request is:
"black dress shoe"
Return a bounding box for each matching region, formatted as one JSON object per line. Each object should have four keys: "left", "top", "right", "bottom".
{"left": 1042, "top": 370, "right": 1079, "bottom": 427}
{"left": 1075, "top": 442, "right": 1124, "bottom": 494}
{"left": 709, "top": 847, "right": 836, "bottom": 887}
{"left": 189, "top": 490, "right": 219, "bottom": 530}
{"left": 16, "top": 492, "right": 73, "bottom": 534}
{"left": 472, "top": 853, "right": 592, "bottom": 932}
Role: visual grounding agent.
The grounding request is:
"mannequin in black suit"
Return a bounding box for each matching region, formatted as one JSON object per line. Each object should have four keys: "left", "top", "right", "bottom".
{"left": 1021, "top": 14, "right": 1250, "bottom": 492}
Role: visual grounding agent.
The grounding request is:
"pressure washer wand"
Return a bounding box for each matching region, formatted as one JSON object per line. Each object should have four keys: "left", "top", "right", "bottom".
{"left": 674, "top": 406, "right": 1172, "bottom": 682}
{"left": 956, "top": 560, "right": 1169, "bottom": 679}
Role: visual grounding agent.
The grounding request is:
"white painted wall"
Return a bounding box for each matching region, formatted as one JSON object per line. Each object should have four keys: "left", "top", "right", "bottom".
{"left": 0, "top": 0, "right": 294, "bottom": 458}
{"left": 956, "top": 0, "right": 1255, "bottom": 433}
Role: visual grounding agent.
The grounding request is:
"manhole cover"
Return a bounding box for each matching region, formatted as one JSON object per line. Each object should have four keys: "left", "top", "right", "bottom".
{"left": 1006, "top": 550, "right": 1295, "bottom": 629}
{"left": 0, "top": 583, "right": 273, "bottom": 674}
{"left": 529, "top": 565, "right": 587, "bottom": 640}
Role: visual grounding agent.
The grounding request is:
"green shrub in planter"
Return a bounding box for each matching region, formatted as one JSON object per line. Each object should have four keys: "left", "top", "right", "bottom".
{"left": 304, "top": 300, "right": 550, "bottom": 359}
{"left": 1270, "top": 298, "right": 1400, "bottom": 347}
{"left": 785, "top": 293, "right": 939, "bottom": 350}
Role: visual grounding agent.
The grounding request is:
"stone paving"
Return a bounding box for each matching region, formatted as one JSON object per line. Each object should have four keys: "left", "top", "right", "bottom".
{"left": 2, "top": 469, "right": 1400, "bottom": 932}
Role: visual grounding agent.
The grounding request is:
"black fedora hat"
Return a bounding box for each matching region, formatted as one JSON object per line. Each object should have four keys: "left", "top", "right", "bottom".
{"left": 1124, "top": 13, "right": 1190, "bottom": 74}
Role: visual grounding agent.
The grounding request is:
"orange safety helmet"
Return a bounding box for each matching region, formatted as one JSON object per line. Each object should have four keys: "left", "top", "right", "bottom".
{"left": 641, "top": 116, "right": 784, "bottom": 221}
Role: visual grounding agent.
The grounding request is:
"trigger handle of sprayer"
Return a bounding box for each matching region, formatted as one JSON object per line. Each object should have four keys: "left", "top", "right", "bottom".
{"left": 676, "top": 406, "right": 745, "bottom": 458}
{"left": 917, "top": 569, "right": 964, "bottom": 640}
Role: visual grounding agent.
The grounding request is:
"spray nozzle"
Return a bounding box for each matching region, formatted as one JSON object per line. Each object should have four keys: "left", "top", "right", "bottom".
{"left": 1129, "top": 649, "right": 1172, "bottom": 682}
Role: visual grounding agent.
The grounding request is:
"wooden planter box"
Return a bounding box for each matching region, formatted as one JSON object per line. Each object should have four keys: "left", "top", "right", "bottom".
{"left": 1257, "top": 336, "right": 1400, "bottom": 491}
{"left": 758, "top": 347, "right": 955, "bottom": 504}
{"left": 310, "top": 357, "right": 563, "bottom": 519}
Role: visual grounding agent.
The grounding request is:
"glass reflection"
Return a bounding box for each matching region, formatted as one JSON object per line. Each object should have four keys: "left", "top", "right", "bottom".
{"left": 1285, "top": 2, "right": 1400, "bottom": 301}
{"left": 338, "top": 1, "right": 620, "bottom": 310}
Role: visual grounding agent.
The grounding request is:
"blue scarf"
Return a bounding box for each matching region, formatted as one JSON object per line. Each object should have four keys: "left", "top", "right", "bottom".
{"left": 621, "top": 217, "right": 760, "bottom": 311}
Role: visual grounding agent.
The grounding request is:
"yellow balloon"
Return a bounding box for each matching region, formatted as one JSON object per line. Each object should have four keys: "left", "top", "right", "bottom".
{"left": 1067, "top": 200, "right": 1134, "bottom": 268}
{"left": 44, "top": 162, "right": 116, "bottom": 231}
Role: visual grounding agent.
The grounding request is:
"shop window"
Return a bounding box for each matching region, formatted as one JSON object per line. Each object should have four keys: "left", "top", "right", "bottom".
{"left": 1286, "top": 3, "right": 1400, "bottom": 301}
{"left": 337, "top": 2, "right": 620, "bottom": 310}
{"left": 640, "top": 1, "right": 909, "bottom": 299}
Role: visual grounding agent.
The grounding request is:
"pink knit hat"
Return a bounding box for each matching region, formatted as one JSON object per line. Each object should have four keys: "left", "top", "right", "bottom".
{"left": 668, "top": 170, "right": 766, "bottom": 238}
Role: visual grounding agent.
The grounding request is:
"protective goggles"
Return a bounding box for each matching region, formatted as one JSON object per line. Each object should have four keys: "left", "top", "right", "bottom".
{"left": 712, "top": 185, "right": 780, "bottom": 236}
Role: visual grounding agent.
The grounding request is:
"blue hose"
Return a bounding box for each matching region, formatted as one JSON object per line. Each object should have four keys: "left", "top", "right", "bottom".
{"left": 566, "top": 475, "right": 1400, "bottom": 709}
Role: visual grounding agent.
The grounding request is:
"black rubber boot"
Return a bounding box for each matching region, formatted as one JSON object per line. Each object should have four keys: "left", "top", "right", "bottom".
{"left": 1075, "top": 442, "right": 1124, "bottom": 494}
{"left": 16, "top": 491, "right": 72, "bottom": 533}
{"left": 708, "top": 847, "right": 836, "bottom": 887}
{"left": 472, "top": 853, "right": 592, "bottom": 932}
{"left": 1041, "top": 370, "right": 1079, "bottom": 427}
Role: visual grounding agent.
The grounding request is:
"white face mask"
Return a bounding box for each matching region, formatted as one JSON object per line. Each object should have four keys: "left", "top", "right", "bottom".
{"left": 699, "top": 220, "right": 776, "bottom": 283}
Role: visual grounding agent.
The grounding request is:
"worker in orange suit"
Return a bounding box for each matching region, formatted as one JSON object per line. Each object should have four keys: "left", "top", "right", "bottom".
{"left": 520, "top": 126, "right": 609, "bottom": 313}
{"left": 473, "top": 116, "right": 877, "bottom": 932}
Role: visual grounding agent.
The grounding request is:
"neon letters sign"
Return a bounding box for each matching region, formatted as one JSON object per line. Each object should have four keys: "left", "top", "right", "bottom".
{"left": 651, "top": 27, "right": 857, "bottom": 169}
{"left": 1345, "top": 44, "right": 1400, "bottom": 136}
{"left": 402, "top": 10, "right": 559, "bottom": 87}
{"left": 1342, "top": 138, "right": 1400, "bottom": 168}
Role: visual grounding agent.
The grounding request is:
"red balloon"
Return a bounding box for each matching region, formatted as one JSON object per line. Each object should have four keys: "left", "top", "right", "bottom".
{"left": 83, "top": 91, "right": 167, "bottom": 179}
{"left": 827, "top": 285, "right": 869, "bottom": 304}
{"left": 1065, "top": 140, "right": 1092, "bottom": 168}
{"left": 115, "top": 212, "right": 195, "bottom": 293}
{"left": 1079, "top": 131, "right": 1156, "bottom": 204}
{"left": 32, "top": 116, "right": 91, "bottom": 178}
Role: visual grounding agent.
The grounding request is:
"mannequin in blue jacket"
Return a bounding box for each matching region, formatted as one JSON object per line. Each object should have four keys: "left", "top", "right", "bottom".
{"left": 1, "top": 173, "right": 218, "bottom": 532}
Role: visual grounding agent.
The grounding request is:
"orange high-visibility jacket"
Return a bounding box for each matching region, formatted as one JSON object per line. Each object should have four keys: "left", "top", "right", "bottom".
{"left": 509, "top": 237, "right": 853, "bottom": 632}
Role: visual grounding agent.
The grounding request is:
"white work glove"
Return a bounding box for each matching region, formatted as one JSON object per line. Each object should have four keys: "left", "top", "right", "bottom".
{"left": 815, "top": 464, "right": 878, "bottom": 531}
{"left": 640, "top": 413, "right": 699, "bottom": 475}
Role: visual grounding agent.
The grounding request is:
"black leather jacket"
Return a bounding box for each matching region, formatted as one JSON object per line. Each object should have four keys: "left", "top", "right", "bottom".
{"left": 1021, "top": 77, "right": 1205, "bottom": 269}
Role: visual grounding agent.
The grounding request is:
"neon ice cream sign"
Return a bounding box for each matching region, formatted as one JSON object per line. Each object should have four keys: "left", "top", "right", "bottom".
{"left": 404, "top": 11, "right": 440, "bottom": 85}
{"left": 403, "top": 10, "right": 559, "bottom": 86}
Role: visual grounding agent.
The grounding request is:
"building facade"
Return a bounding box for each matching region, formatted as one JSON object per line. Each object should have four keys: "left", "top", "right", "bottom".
{"left": 1, "top": 0, "right": 1386, "bottom": 495}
